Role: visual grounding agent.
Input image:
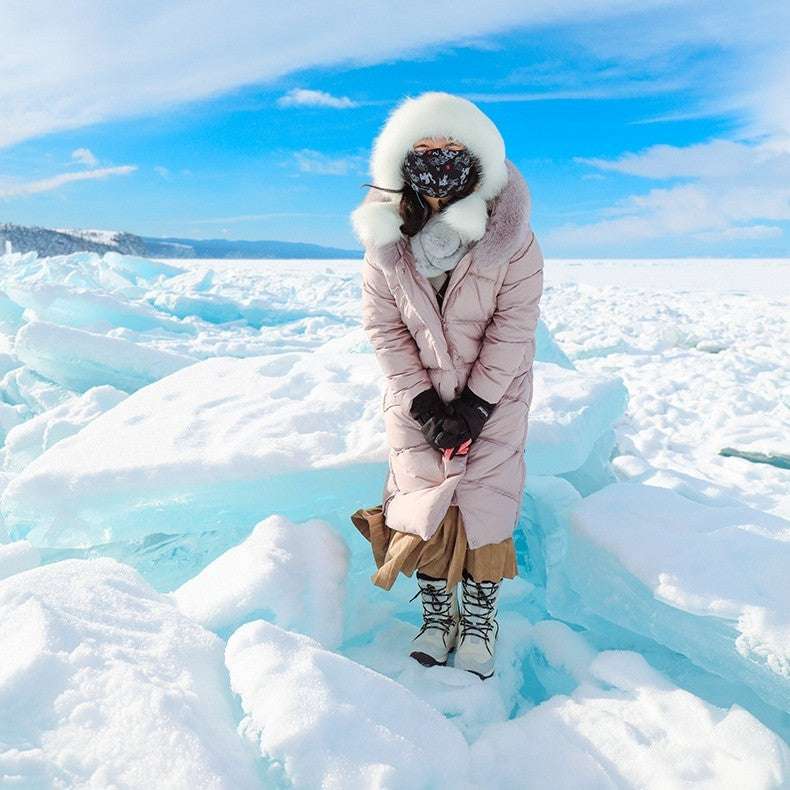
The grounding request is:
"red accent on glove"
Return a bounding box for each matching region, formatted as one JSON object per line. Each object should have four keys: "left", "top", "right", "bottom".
{"left": 443, "top": 439, "right": 472, "bottom": 460}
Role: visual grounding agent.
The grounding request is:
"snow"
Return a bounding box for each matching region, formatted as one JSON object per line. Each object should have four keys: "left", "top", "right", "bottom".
{"left": 469, "top": 649, "right": 788, "bottom": 789}
{"left": 543, "top": 268, "right": 789, "bottom": 517}
{"left": 547, "top": 258, "right": 788, "bottom": 295}
{"left": 2, "top": 384, "right": 127, "bottom": 472}
{"left": 226, "top": 619, "right": 470, "bottom": 789}
{"left": 0, "top": 558, "right": 261, "bottom": 788}
{"left": 227, "top": 618, "right": 787, "bottom": 789}
{"left": 172, "top": 514, "right": 350, "bottom": 647}
{"left": 0, "top": 250, "right": 787, "bottom": 787}
{"left": 1, "top": 249, "right": 181, "bottom": 292}
{"left": 1, "top": 349, "right": 389, "bottom": 547}
{"left": 525, "top": 362, "right": 627, "bottom": 476}
{"left": 0, "top": 540, "right": 38, "bottom": 580}
{"left": 2, "top": 340, "right": 625, "bottom": 552}
{"left": 55, "top": 228, "right": 126, "bottom": 245}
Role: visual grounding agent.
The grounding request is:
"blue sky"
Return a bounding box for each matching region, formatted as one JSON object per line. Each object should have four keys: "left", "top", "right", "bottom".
{"left": 1, "top": 1, "right": 788, "bottom": 257}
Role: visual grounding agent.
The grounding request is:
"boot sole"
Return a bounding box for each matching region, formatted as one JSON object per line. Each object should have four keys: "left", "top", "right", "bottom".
{"left": 462, "top": 667, "right": 494, "bottom": 680}
{"left": 410, "top": 643, "right": 457, "bottom": 666}
{"left": 410, "top": 651, "right": 447, "bottom": 667}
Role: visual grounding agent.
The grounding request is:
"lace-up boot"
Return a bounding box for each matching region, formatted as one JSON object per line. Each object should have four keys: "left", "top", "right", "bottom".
{"left": 454, "top": 571, "right": 501, "bottom": 679}
{"left": 409, "top": 572, "right": 459, "bottom": 667}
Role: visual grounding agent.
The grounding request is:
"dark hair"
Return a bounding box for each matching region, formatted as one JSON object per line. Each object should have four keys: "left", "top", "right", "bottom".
{"left": 360, "top": 153, "right": 481, "bottom": 237}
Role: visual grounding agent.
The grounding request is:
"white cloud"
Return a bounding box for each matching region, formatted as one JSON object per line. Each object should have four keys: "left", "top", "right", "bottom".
{"left": 154, "top": 166, "right": 169, "bottom": 178}
{"left": 462, "top": 77, "right": 689, "bottom": 104}
{"left": 553, "top": 138, "right": 790, "bottom": 249}
{"left": 718, "top": 224, "right": 782, "bottom": 240}
{"left": 566, "top": 0, "right": 790, "bottom": 145}
{"left": 576, "top": 140, "right": 778, "bottom": 179}
{"left": 291, "top": 149, "right": 367, "bottom": 175}
{"left": 71, "top": 147, "right": 98, "bottom": 166}
{"left": 547, "top": 179, "right": 789, "bottom": 247}
{"left": 277, "top": 89, "right": 357, "bottom": 109}
{"left": 0, "top": 165, "right": 137, "bottom": 198}
{"left": 1, "top": 0, "right": 760, "bottom": 148}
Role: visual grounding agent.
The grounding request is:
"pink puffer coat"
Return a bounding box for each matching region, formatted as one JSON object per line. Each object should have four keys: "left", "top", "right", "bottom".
{"left": 358, "top": 159, "right": 544, "bottom": 548}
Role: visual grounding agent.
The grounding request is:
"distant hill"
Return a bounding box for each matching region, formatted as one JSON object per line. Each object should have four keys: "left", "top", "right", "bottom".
{"left": 0, "top": 224, "right": 148, "bottom": 257}
{"left": 0, "top": 223, "right": 363, "bottom": 260}
{"left": 141, "top": 236, "right": 362, "bottom": 259}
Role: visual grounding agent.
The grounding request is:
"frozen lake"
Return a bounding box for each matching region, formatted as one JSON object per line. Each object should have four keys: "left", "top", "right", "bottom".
{"left": 0, "top": 251, "right": 787, "bottom": 787}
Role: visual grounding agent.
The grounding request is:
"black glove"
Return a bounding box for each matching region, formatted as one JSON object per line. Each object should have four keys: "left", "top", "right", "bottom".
{"left": 434, "top": 385, "right": 496, "bottom": 457}
{"left": 409, "top": 387, "right": 450, "bottom": 453}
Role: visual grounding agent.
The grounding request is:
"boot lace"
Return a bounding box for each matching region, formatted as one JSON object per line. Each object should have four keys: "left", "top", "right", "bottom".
{"left": 410, "top": 581, "right": 455, "bottom": 637}
{"left": 459, "top": 577, "right": 499, "bottom": 645}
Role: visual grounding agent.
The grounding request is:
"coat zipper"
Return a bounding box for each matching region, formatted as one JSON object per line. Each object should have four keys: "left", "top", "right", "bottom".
{"left": 400, "top": 242, "right": 443, "bottom": 323}
{"left": 438, "top": 251, "right": 474, "bottom": 317}
{"left": 409, "top": 249, "right": 473, "bottom": 321}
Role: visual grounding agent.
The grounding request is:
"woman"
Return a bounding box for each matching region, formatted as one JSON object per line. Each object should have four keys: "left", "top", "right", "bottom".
{"left": 349, "top": 92, "right": 544, "bottom": 680}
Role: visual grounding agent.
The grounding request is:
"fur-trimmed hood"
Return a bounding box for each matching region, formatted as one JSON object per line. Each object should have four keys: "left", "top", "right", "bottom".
{"left": 353, "top": 158, "right": 532, "bottom": 272}
{"left": 350, "top": 92, "right": 513, "bottom": 251}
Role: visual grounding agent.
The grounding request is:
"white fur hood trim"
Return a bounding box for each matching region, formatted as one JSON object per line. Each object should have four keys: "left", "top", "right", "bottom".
{"left": 370, "top": 92, "right": 508, "bottom": 200}
{"left": 350, "top": 92, "right": 509, "bottom": 249}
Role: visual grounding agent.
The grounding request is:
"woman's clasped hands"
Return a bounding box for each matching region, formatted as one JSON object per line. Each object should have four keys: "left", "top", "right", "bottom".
{"left": 409, "top": 386, "right": 496, "bottom": 460}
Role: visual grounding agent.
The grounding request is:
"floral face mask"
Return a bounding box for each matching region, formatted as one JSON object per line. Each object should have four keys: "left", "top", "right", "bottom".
{"left": 402, "top": 147, "right": 477, "bottom": 199}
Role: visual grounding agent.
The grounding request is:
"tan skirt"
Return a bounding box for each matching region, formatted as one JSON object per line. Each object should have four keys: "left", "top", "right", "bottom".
{"left": 350, "top": 504, "right": 518, "bottom": 594}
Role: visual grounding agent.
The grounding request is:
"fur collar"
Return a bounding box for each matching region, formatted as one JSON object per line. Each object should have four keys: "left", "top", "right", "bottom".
{"left": 351, "top": 159, "right": 532, "bottom": 272}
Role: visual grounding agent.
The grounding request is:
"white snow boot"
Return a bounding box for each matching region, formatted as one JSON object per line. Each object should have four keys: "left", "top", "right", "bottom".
{"left": 409, "top": 572, "right": 459, "bottom": 667}
{"left": 453, "top": 571, "right": 501, "bottom": 679}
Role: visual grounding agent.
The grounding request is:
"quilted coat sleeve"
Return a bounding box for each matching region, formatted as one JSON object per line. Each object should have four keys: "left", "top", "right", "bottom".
{"left": 361, "top": 253, "right": 433, "bottom": 413}
{"left": 465, "top": 232, "right": 544, "bottom": 405}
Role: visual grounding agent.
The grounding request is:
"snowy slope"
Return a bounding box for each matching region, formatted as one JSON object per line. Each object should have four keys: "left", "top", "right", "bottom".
{"left": 0, "top": 223, "right": 147, "bottom": 256}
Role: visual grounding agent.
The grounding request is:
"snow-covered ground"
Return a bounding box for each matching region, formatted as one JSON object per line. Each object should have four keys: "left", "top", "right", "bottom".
{"left": 0, "top": 251, "right": 787, "bottom": 788}
{"left": 544, "top": 259, "right": 789, "bottom": 519}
